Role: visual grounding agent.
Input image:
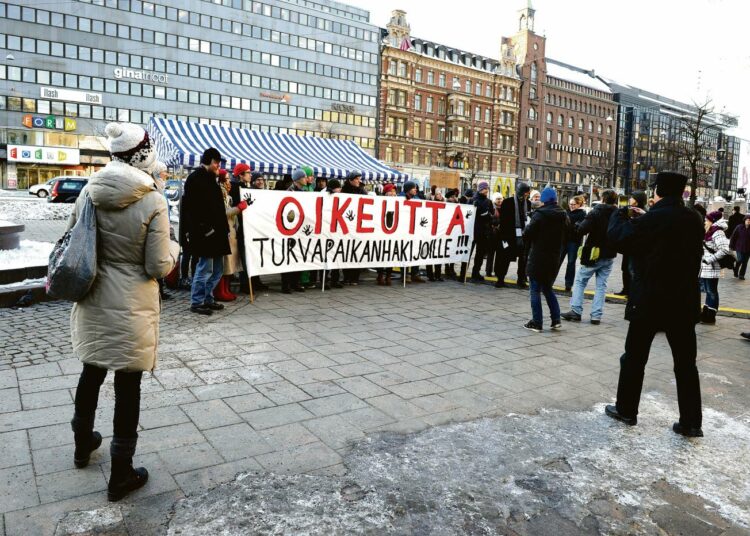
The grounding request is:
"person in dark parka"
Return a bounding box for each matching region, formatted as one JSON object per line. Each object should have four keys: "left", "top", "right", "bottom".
{"left": 522, "top": 187, "right": 570, "bottom": 332}
{"left": 605, "top": 171, "right": 705, "bottom": 437}
{"left": 470, "top": 181, "right": 495, "bottom": 282}
{"left": 495, "top": 182, "right": 532, "bottom": 288}
{"left": 340, "top": 170, "right": 367, "bottom": 284}
{"left": 182, "top": 148, "right": 231, "bottom": 315}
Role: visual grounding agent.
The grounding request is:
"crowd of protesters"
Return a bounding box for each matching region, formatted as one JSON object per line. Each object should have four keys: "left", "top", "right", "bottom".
{"left": 62, "top": 125, "right": 748, "bottom": 505}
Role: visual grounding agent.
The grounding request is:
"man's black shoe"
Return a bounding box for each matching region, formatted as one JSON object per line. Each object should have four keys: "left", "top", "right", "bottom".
{"left": 561, "top": 310, "right": 581, "bottom": 322}
{"left": 494, "top": 281, "right": 506, "bottom": 288}
{"left": 523, "top": 320, "right": 543, "bottom": 333}
{"left": 591, "top": 318, "right": 601, "bottom": 325}
{"left": 741, "top": 332, "right": 750, "bottom": 340}
{"left": 605, "top": 404, "right": 637, "bottom": 426}
{"left": 203, "top": 302, "right": 224, "bottom": 311}
{"left": 331, "top": 282, "right": 344, "bottom": 289}
{"left": 564, "top": 286, "right": 572, "bottom": 292}
{"left": 190, "top": 305, "right": 213, "bottom": 315}
{"left": 281, "top": 288, "right": 292, "bottom": 294}
{"left": 672, "top": 422, "right": 703, "bottom": 437}
{"left": 293, "top": 286, "right": 305, "bottom": 292}
{"left": 470, "top": 276, "right": 485, "bottom": 283}
{"left": 616, "top": 289, "right": 628, "bottom": 296}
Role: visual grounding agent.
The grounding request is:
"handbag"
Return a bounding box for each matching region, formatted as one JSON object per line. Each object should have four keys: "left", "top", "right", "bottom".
{"left": 703, "top": 243, "right": 735, "bottom": 270}
{"left": 46, "top": 191, "right": 98, "bottom": 301}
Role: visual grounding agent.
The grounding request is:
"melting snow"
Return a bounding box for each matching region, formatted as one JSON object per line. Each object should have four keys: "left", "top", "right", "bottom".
{"left": 0, "top": 240, "right": 53, "bottom": 269}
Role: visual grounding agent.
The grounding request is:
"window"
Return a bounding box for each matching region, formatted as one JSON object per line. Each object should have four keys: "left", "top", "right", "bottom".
{"left": 546, "top": 112, "right": 552, "bottom": 124}
{"left": 465, "top": 80, "right": 471, "bottom": 93}
{"left": 606, "top": 125, "right": 612, "bottom": 136}
{"left": 588, "top": 121, "right": 593, "bottom": 132}
{"left": 485, "top": 108, "right": 491, "bottom": 123}
{"left": 414, "top": 94, "right": 421, "bottom": 111}
{"left": 568, "top": 117, "right": 573, "bottom": 128}
{"left": 530, "top": 63, "right": 537, "bottom": 82}
{"left": 426, "top": 97, "right": 433, "bottom": 113}
{"left": 385, "top": 146, "right": 393, "bottom": 162}
{"left": 578, "top": 119, "right": 584, "bottom": 130}
{"left": 475, "top": 82, "right": 481, "bottom": 95}
{"left": 427, "top": 71, "right": 434, "bottom": 85}
{"left": 415, "top": 69, "right": 422, "bottom": 82}
{"left": 398, "top": 62, "right": 407, "bottom": 78}
{"left": 528, "top": 107, "right": 536, "bottom": 120}
{"left": 475, "top": 106, "right": 480, "bottom": 121}
{"left": 425, "top": 123, "right": 433, "bottom": 140}
{"left": 413, "top": 121, "right": 421, "bottom": 138}
{"left": 557, "top": 114, "right": 563, "bottom": 126}
{"left": 597, "top": 123, "right": 603, "bottom": 134}
{"left": 439, "top": 73, "right": 446, "bottom": 87}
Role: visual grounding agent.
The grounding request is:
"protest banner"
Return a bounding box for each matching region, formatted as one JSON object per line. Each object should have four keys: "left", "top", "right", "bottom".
{"left": 240, "top": 190, "right": 475, "bottom": 276}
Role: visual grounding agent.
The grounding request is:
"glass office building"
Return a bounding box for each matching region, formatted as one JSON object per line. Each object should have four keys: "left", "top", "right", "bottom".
{"left": 0, "top": 0, "right": 381, "bottom": 188}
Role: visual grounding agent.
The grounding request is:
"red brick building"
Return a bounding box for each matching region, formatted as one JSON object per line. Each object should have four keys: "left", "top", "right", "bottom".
{"left": 379, "top": 11, "right": 521, "bottom": 196}
{"left": 507, "top": 3, "right": 617, "bottom": 200}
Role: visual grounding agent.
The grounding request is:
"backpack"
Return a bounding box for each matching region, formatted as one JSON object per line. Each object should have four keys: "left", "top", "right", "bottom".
{"left": 46, "top": 192, "right": 98, "bottom": 301}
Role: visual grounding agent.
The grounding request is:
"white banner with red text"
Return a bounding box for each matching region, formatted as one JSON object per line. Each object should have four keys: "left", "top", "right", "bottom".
{"left": 240, "top": 190, "right": 475, "bottom": 276}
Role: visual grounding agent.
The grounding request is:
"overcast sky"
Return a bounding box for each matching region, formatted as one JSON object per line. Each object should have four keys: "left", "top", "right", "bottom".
{"left": 347, "top": 0, "right": 750, "bottom": 142}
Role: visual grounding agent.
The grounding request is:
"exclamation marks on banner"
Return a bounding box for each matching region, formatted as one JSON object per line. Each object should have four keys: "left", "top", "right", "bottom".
{"left": 455, "top": 235, "right": 471, "bottom": 255}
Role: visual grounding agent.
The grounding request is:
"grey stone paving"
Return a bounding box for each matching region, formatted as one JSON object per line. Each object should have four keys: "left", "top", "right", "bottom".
{"left": 0, "top": 278, "right": 749, "bottom": 535}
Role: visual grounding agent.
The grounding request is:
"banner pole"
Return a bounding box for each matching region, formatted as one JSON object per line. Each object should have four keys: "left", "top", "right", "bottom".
{"left": 463, "top": 242, "right": 475, "bottom": 285}
{"left": 321, "top": 269, "right": 326, "bottom": 293}
{"left": 248, "top": 275, "right": 255, "bottom": 304}
{"left": 403, "top": 265, "right": 407, "bottom": 288}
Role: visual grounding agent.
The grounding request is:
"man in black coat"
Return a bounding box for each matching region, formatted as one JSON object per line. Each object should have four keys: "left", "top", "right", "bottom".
{"left": 280, "top": 168, "right": 309, "bottom": 294}
{"left": 561, "top": 190, "right": 619, "bottom": 324}
{"left": 495, "top": 182, "right": 532, "bottom": 288}
{"left": 470, "top": 181, "right": 495, "bottom": 282}
{"left": 522, "top": 187, "right": 570, "bottom": 332}
{"left": 182, "top": 148, "right": 230, "bottom": 315}
{"left": 605, "top": 171, "right": 705, "bottom": 437}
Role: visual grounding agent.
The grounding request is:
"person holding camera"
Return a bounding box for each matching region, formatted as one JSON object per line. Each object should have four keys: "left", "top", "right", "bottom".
{"left": 699, "top": 211, "right": 734, "bottom": 324}
{"left": 605, "top": 171, "right": 705, "bottom": 437}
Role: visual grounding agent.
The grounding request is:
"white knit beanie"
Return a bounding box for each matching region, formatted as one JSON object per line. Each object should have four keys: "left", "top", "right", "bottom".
{"left": 105, "top": 122, "right": 155, "bottom": 169}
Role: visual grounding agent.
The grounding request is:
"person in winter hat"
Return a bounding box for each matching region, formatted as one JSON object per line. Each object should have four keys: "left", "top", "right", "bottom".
{"left": 559, "top": 194, "right": 586, "bottom": 292}
{"left": 522, "top": 187, "right": 569, "bottom": 332}
{"left": 213, "top": 170, "right": 250, "bottom": 302}
{"left": 495, "top": 181, "right": 532, "bottom": 288}
{"left": 606, "top": 171, "right": 705, "bottom": 437}
{"left": 399, "top": 180, "right": 427, "bottom": 282}
{"left": 729, "top": 215, "right": 750, "bottom": 279}
{"left": 470, "top": 181, "right": 495, "bottom": 283}
{"left": 68, "top": 122, "right": 179, "bottom": 502}
{"left": 182, "top": 147, "right": 232, "bottom": 314}
{"left": 699, "top": 210, "right": 734, "bottom": 324}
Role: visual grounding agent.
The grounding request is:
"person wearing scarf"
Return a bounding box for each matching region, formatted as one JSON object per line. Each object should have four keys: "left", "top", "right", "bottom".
{"left": 699, "top": 211, "right": 733, "bottom": 324}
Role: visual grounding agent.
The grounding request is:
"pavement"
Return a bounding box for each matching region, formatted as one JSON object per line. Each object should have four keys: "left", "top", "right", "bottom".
{"left": 0, "top": 207, "right": 749, "bottom": 535}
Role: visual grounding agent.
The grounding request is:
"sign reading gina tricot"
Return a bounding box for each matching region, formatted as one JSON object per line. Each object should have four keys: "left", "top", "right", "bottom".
{"left": 241, "top": 190, "right": 475, "bottom": 276}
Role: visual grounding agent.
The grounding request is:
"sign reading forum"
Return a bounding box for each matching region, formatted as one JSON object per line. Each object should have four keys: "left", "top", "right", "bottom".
{"left": 241, "top": 190, "right": 476, "bottom": 276}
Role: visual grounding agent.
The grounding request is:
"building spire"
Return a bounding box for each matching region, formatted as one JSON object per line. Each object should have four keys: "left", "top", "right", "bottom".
{"left": 518, "top": 1, "right": 536, "bottom": 32}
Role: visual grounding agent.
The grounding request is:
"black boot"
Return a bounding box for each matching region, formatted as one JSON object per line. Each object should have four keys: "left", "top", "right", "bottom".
{"left": 71, "top": 415, "right": 102, "bottom": 469}
{"left": 108, "top": 437, "right": 148, "bottom": 502}
{"left": 700, "top": 305, "right": 716, "bottom": 325}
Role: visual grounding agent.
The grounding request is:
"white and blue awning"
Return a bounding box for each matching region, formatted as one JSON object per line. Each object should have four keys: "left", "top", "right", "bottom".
{"left": 147, "top": 118, "right": 409, "bottom": 183}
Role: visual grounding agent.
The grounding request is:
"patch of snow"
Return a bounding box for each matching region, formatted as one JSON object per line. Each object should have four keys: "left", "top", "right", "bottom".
{"left": 0, "top": 240, "right": 53, "bottom": 269}
{"left": 700, "top": 373, "right": 732, "bottom": 385}
{"left": 0, "top": 277, "right": 46, "bottom": 290}
{"left": 0, "top": 219, "right": 19, "bottom": 227}
{"left": 0, "top": 200, "right": 73, "bottom": 221}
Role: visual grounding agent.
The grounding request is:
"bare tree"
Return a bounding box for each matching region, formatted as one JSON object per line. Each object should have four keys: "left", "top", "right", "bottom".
{"left": 669, "top": 98, "right": 728, "bottom": 206}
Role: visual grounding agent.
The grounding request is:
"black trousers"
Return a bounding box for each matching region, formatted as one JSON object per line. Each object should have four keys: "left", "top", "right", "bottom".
{"left": 281, "top": 272, "right": 301, "bottom": 290}
{"left": 426, "top": 264, "right": 442, "bottom": 279}
{"left": 495, "top": 247, "right": 527, "bottom": 284}
{"left": 471, "top": 238, "right": 491, "bottom": 277}
{"left": 180, "top": 249, "right": 198, "bottom": 280}
{"left": 615, "top": 319, "right": 702, "bottom": 427}
{"left": 621, "top": 253, "right": 631, "bottom": 293}
{"left": 73, "top": 363, "right": 143, "bottom": 440}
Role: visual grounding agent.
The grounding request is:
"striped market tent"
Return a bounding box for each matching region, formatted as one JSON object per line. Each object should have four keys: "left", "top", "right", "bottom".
{"left": 147, "top": 118, "right": 408, "bottom": 183}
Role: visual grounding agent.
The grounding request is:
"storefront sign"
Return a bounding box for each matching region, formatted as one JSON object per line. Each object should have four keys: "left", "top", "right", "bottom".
{"left": 22, "top": 115, "right": 77, "bottom": 132}
{"left": 8, "top": 145, "right": 80, "bottom": 165}
{"left": 260, "top": 92, "right": 290, "bottom": 102}
{"left": 114, "top": 68, "right": 169, "bottom": 84}
{"left": 331, "top": 104, "right": 355, "bottom": 113}
{"left": 240, "top": 190, "right": 474, "bottom": 276}
{"left": 40, "top": 87, "right": 102, "bottom": 105}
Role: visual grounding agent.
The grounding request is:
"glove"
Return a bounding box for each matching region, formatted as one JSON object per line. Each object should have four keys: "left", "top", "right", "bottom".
{"left": 237, "top": 200, "right": 248, "bottom": 212}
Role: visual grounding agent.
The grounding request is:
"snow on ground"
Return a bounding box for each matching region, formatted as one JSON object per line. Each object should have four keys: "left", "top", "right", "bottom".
{"left": 0, "top": 240, "right": 53, "bottom": 269}
{"left": 168, "top": 393, "right": 750, "bottom": 535}
{"left": 0, "top": 277, "right": 46, "bottom": 290}
{"left": 0, "top": 200, "right": 73, "bottom": 221}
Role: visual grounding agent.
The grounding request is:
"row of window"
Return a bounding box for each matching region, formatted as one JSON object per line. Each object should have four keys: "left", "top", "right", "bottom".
{"left": 384, "top": 117, "right": 516, "bottom": 152}
{"left": 0, "top": 51, "right": 376, "bottom": 110}
{"left": 409, "top": 40, "right": 512, "bottom": 77}
{"left": 383, "top": 145, "right": 515, "bottom": 175}
{"left": 1, "top": 95, "right": 376, "bottom": 149}
{"left": 544, "top": 92, "right": 613, "bottom": 118}
{"left": 387, "top": 90, "right": 516, "bottom": 127}
{"left": 528, "top": 109, "right": 613, "bottom": 135}
{"left": 67, "top": 0, "right": 377, "bottom": 59}
{"left": 3, "top": 91, "right": 376, "bottom": 136}
{"left": 387, "top": 60, "right": 518, "bottom": 102}
{"left": 4, "top": 4, "right": 378, "bottom": 87}
{"left": 522, "top": 146, "right": 606, "bottom": 169}
{"left": 521, "top": 168, "right": 604, "bottom": 183}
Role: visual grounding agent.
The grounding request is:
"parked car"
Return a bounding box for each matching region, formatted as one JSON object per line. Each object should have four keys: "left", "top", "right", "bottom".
{"left": 29, "top": 178, "right": 62, "bottom": 198}
{"left": 48, "top": 178, "right": 88, "bottom": 203}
